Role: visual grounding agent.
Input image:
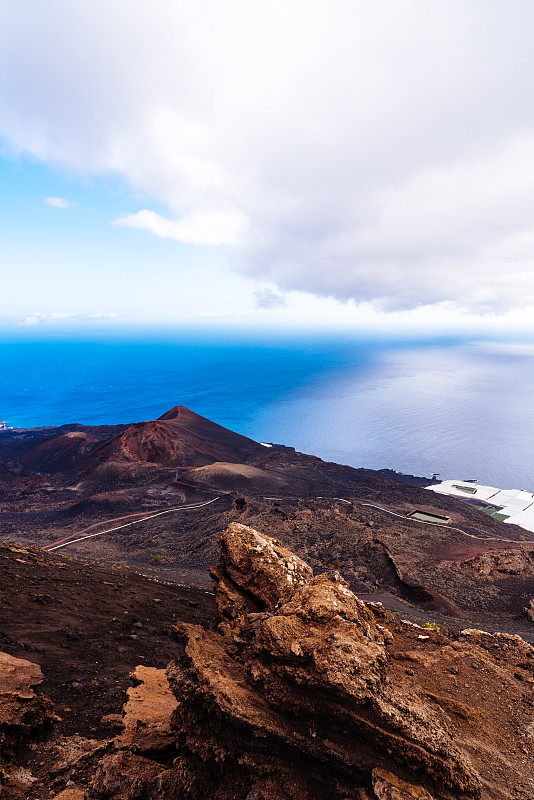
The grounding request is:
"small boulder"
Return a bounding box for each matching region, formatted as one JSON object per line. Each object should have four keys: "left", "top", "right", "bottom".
{"left": 118, "top": 666, "right": 177, "bottom": 754}
{"left": 0, "top": 651, "right": 54, "bottom": 758}
{"left": 52, "top": 789, "right": 88, "bottom": 800}
{"left": 372, "top": 768, "right": 436, "bottom": 799}
{"left": 214, "top": 521, "right": 313, "bottom": 610}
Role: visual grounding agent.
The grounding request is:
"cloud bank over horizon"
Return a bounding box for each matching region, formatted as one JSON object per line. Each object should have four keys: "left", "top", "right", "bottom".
{"left": 2, "top": 1, "right": 534, "bottom": 316}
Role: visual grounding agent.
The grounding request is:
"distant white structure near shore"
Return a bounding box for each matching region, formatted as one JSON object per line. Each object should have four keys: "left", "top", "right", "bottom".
{"left": 427, "top": 479, "right": 534, "bottom": 534}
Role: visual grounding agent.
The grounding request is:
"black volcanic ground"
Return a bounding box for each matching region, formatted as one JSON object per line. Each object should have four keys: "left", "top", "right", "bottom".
{"left": 0, "top": 541, "right": 214, "bottom": 739}
{"left": 1, "top": 405, "right": 534, "bottom": 638}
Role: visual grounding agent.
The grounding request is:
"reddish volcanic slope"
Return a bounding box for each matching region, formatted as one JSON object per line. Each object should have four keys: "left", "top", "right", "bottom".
{"left": 0, "top": 424, "right": 126, "bottom": 473}
{"left": 80, "top": 405, "right": 266, "bottom": 471}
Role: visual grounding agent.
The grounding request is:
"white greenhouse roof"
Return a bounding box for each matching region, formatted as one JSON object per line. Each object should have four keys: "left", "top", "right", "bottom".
{"left": 487, "top": 489, "right": 523, "bottom": 505}
{"left": 428, "top": 480, "right": 500, "bottom": 501}
{"left": 503, "top": 507, "right": 534, "bottom": 533}
{"left": 426, "top": 479, "right": 534, "bottom": 536}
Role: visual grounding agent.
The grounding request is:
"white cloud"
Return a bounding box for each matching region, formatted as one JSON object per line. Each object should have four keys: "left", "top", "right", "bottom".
{"left": 253, "top": 287, "right": 286, "bottom": 310}
{"left": 44, "top": 196, "right": 72, "bottom": 208}
{"left": 18, "top": 311, "right": 119, "bottom": 326}
{"left": 112, "top": 208, "right": 246, "bottom": 245}
{"left": 3, "top": 1, "right": 534, "bottom": 312}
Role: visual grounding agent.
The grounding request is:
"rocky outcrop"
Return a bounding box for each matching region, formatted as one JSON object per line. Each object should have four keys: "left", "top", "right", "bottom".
{"left": 4, "top": 524, "right": 534, "bottom": 799}
{"left": 0, "top": 651, "right": 54, "bottom": 794}
{"left": 117, "top": 665, "right": 177, "bottom": 755}
{"left": 0, "top": 652, "right": 53, "bottom": 756}
{"left": 209, "top": 522, "right": 314, "bottom": 623}
{"left": 92, "top": 751, "right": 165, "bottom": 800}
{"left": 372, "top": 768, "right": 436, "bottom": 800}
{"left": 162, "top": 523, "right": 483, "bottom": 800}
{"left": 462, "top": 547, "right": 534, "bottom": 577}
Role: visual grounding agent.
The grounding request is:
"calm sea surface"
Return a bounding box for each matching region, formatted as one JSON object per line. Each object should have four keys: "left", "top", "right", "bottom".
{"left": 1, "top": 331, "right": 533, "bottom": 488}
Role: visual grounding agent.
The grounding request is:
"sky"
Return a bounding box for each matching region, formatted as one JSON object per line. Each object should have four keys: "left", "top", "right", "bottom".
{"left": 2, "top": 1, "right": 534, "bottom": 334}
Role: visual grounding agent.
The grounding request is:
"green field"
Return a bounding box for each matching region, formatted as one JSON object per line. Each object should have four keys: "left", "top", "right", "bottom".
{"left": 476, "top": 506, "right": 510, "bottom": 522}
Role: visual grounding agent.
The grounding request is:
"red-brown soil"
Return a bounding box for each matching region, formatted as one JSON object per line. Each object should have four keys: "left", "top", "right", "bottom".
{"left": 2, "top": 523, "right": 531, "bottom": 799}
{"left": 0, "top": 542, "right": 214, "bottom": 740}
{"left": 3, "top": 407, "right": 534, "bottom": 799}
{"left": 77, "top": 405, "right": 265, "bottom": 472}
{"left": 1, "top": 407, "right": 534, "bottom": 638}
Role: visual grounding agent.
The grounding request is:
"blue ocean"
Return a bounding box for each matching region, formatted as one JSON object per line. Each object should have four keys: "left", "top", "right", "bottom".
{"left": 1, "top": 329, "right": 533, "bottom": 488}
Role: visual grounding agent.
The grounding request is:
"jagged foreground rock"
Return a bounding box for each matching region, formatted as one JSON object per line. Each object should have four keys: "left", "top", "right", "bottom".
{"left": 1, "top": 523, "right": 534, "bottom": 798}
{"left": 0, "top": 652, "right": 54, "bottom": 794}
{"left": 96, "top": 522, "right": 530, "bottom": 800}
{"left": 160, "top": 524, "right": 472, "bottom": 800}
{"left": 165, "top": 524, "right": 534, "bottom": 800}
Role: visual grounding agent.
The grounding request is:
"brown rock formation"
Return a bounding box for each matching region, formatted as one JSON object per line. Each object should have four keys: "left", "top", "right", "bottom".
{"left": 117, "top": 665, "right": 177, "bottom": 755}
{"left": 462, "top": 548, "right": 534, "bottom": 577}
{"left": 52, "top": 790, "right": 88, "bottom": 800}
{"left": 0, "top": 651, "right": 54, "bottom": 793}
{"left": 0, "top": 652, "right": 53, "bottom": 755}
{"left": 372, "top": 768, "right": 436, "bottom": 799}
{"left": 209, "top": 522, "right": 314, "bottom": 626}
{"left": 147, "top": 522, "right": 534, "bottom": 800}
{"left": 160, "top": 525, "right": 481, "bottom": 800}
{"left": 2, "top": 523, "right": 534, "bottom": 799}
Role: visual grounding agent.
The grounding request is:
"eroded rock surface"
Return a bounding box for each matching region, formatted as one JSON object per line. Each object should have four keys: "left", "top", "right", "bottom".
{"left": 0, "top": 651, "right": 54, "bottom": 795}
{"left": 0, "top": 651, "right": 53, "bottom": 755}
{"left": 462, "top": 548, "right": 534, "bottom": 577}
{"left": 3, "top": 525, "right": 534, "bottom": 799}
{"left": 372, "top": 768, "right": 437, "bottom": 799}
{"left": 209, "top": 522, "right": 314, "bottom": 626}
{"left": 159, "top": 524, "right": 534, "bottom": 800}
{"left": 163, "top": 524, "right": 485, "bottom": 800}
{"left": 117, "top": 665, "right": 177, "bottom": 755}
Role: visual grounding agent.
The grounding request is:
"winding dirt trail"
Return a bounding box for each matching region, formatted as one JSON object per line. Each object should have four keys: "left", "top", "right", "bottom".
{"left": 46, "top": 510, "right": 166, "bottom": 549}
{"left": 45, "top": 497, "right": 221, "bottom": 552}
{"left": 357, "top": 500, "right": 534, "bottom": 544}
